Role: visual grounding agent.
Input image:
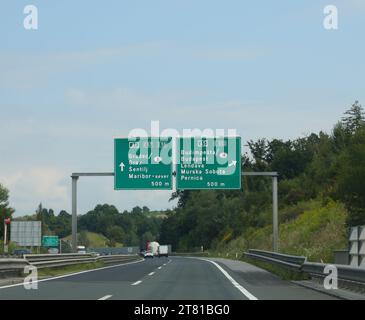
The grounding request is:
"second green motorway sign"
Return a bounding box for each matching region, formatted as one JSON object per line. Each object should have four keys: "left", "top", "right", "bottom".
{"left": 42, "top": 236, "right": 59, "bottom": 247}
{"left": 114, "top": 137, "right": 173, "bottom": 190}
{"left": 176, "top": 137, "right": 241, "bottom": 190}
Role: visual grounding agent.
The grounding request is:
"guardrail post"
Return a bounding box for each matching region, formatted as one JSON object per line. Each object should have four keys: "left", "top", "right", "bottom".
{"left": 71, "top": 175, "right": 79, "bottom": 253}
{"left": 272, "top": 175, "right": 279, "bottom": 252}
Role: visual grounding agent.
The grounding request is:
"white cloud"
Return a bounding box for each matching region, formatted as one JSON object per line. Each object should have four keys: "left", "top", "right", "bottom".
{"left": 0, "top": 167, "right": 68, "bottom": 216}
{"left": 0, "top": 42, "right": 266, "bottom": 91}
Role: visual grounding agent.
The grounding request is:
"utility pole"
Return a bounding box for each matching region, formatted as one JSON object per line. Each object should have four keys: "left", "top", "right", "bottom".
{"left": 71, "top": 173, "right": 114, "bottom": 252}
{"left": 242, "top": 172, "right": 279, "bottom": 252}
{"left": 272, "top": 175, "right": 279, "bottom": 252}
{"left": 71, "top": 175, "right": 79, "bottom": 253}
{"left": 3, "top": 218, "right": 11, "bottom": 254}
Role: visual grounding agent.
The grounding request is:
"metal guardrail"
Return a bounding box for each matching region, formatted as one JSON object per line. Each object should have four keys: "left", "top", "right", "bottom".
{"left": 245, "top": 249, "right": 365, "bottom": 293}
{"left": 0, "top": 253, "right": 142, "bottom": 275}
{"left": 98, "top": 254, "right": 141, "bottom": 264}
{"left": 0, "top": 259, "right": 30, "bottom": 278}
{"left": 24, "top": 253, "right": 94, "bottom": 263}
{"left": 28, "top": 253, "right": 140, "bottom": 269}
{"left": 302, "top": 262, "right": 365, "bottom": 284}
{"left": 31, "top": 258, "right": 97, "bottom": 269}
{"left": 0, "top": 259, "right": 29, "bottom": 270}
{"left": 245, "top": 249, "right": 306, "bottom": 270}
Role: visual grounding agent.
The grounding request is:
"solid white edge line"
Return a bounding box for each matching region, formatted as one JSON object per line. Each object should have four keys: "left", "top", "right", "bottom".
{"left": 0, "top": 258, "right": 145, "bottom": 290}
{"left": 198, "top": 258, "right": 258, "bottom": 301}
{"left": 131, "top": 280, "right": 142, "bottom": 286}
{"left": 98, "top": 295, "right": 112, "bottom": 300}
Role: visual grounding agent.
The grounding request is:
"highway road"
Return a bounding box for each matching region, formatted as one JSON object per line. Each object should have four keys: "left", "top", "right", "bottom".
{"left": 0, "top": 257, "right": 337, "bottom": 300}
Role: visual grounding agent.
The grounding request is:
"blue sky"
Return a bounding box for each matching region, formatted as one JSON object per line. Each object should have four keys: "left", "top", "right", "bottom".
{"left": 0, "top": 1, "right": 364, "bottom": 216}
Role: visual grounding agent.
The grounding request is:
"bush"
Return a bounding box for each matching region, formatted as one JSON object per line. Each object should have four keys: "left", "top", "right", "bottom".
{"left": 216, "top": 199, "right": 348, "bottom": 263}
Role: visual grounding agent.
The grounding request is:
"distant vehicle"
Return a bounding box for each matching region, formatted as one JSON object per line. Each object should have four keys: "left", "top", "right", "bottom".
{"left": 158, "top": 245, "right": 169, "bottom": 258}
{"left": 48, "top": 248, "right": 59, "bottom": 254}
{"left": 77, "top": 246, "right": 86, "bottom": 254}
{"left": 12, "top": 249, "right": 31, "bottom": 257}
{"left": 90, "top": 252, "right": 100, "bottom": 257}
{"left": 144, "top": 251, "right": 154, "bottom": 258}
{"left": 140, "top": 250, "right": 146, "bottom": 257}
{"left": 147, "top": 241, "right": 160, "bottom": 256}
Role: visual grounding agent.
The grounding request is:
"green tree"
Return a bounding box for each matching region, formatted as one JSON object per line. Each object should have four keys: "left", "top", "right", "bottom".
{"left": 342, "top": 101, "right": 365, "bottom": 134}
{"left": 35, "top": 203, "right": 46, "bottom": 234}
{"left": 337, "top": 128, "right": 365, "bottom": 226}
{"left": 142, "top": 206, "right": 150, "bottom": 214}
{"left": 78, "top": 231, "right": 90, "bottom": 247}
{"left": 131, "top": 206, "right": 143, "bottom": 215}
{"left": 141, "top": 231, "right": 154, "bottom": 247}
{"left": 0, "top": 184, "right": 14, "bottom": 239}
{"left": 106, "top": 226, "right": 125, "bottom": 244}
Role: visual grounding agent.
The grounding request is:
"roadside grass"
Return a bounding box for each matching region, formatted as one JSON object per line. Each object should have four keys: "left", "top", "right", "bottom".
{"left": 216, "top": 199, "right": 348, "bottom": 263}
{"left": 37, "top": 261, "right": 106, "bottom": 278}
{"left": 62, "top": 232, "right": 123, "bottom": 248}
{"left": 203, "top": 199, "right": 348, "bottom": 281}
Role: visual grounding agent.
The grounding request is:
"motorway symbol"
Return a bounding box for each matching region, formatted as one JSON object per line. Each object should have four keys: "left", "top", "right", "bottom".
{"left": 176, "top": 137, "right": 241, "bottom": 190}
{"left": 114, "top": 137, "right": 173, "bottom": 190}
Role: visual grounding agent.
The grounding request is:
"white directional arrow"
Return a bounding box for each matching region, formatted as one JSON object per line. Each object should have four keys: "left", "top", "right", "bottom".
{"left": 120, "top": 162, "right": 125, "bottom": 172}
{"left": 228, "top": 160, "right": 237, "bottom": 167}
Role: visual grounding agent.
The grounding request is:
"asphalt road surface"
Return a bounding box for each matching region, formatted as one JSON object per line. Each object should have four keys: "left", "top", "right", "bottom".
{"left": 0, "top": 257, "right": 337, "bottom": 300}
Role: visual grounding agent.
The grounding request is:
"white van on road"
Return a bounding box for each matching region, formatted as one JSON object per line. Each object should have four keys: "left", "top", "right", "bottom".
{"left": 158, "top": 245, "right": 169, "bottom": 258}
{"left": 77, "top": 246, "right": 86, "bottom": 254}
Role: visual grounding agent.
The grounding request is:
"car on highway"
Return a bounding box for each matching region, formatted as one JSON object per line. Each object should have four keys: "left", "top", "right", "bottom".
{"left": 90, "top": 252, "right": 100, "bottom": 257}
{"left": 143, "top": 251, "right": 154, "bottom": 258}
{"left": 12, "top": 249, "right": 32, "bottom": 257}
{"left": 77, "top": 245, "right": 87, "bottom": 254}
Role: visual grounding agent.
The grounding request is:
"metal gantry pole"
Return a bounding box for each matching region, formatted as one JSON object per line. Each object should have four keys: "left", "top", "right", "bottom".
{"left": 272, "top": 175, "right": 279, "bottom": 252}
{"left": 71, "top": 176, "right": 79, "bottom": 253}
{"left": 242, "top": 172, "right": 279, "bottom": 252}
{"left": 70, "top": 173, "right": 114, "bottom": 253}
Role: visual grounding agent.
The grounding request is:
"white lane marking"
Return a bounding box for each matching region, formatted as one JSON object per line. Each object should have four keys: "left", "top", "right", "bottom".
{"left": 131, "top": 263, "right": 165, "bottom": 285}
{"left": 98, "top": 295, "right": 112, "bottom": 300}
{"left": 0, "top": 259, "right": 145, "bottom": 290}
{"left": 199, "top": 258, "right": 258, "bottom": 301}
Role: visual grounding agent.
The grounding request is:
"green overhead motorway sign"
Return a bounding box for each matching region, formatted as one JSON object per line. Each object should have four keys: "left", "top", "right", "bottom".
{"left": 42, "top": 236, "right": 59, "bottom": 247}
{"left": 176, "top": 137, "right": 241, "bottom": 190}
{"left": 114, "top": 137, "right": 173, "bottom": 190}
